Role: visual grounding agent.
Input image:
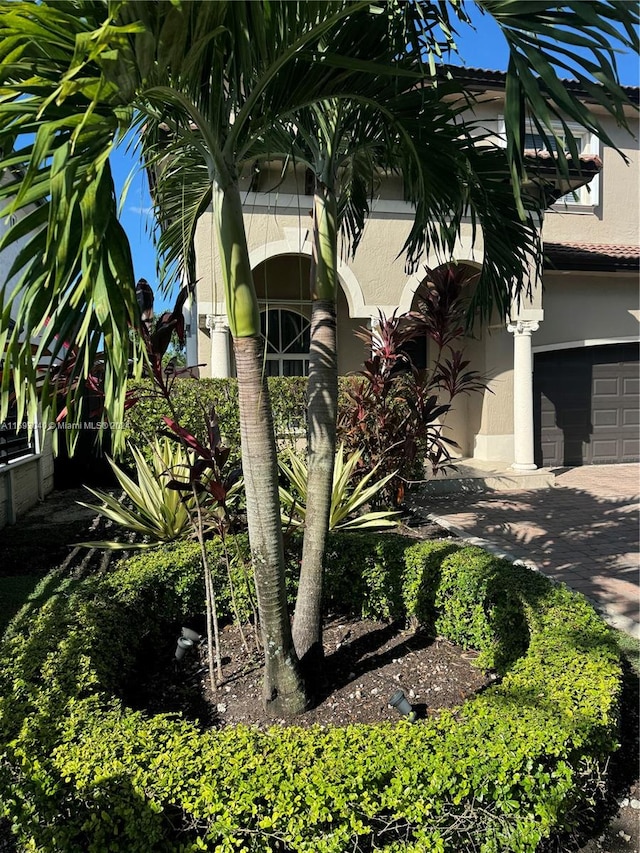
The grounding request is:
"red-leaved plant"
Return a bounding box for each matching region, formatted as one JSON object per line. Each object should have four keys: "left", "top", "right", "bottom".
{"left": 337, "top": 264, "right": 486, "bottom": 505}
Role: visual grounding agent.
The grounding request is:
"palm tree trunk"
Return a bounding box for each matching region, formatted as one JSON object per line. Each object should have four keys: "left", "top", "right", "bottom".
{"left": 214, "top": 178, "right": 307, "bottom": 717}
{"left": 293, "top": 184, "right": 338, "bottom": 672}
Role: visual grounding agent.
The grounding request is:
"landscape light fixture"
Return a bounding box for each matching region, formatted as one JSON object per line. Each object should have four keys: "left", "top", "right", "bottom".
{"left": 389, "top": 689, "right": 417, "bottom": 723}
{"left": 175, "top": 636, "right": 194, "bottom": 661}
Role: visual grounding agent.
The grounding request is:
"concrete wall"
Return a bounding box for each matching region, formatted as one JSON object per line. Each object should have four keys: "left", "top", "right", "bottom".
{"left": 0, "top": 429, "right": 54, "bottom": 529}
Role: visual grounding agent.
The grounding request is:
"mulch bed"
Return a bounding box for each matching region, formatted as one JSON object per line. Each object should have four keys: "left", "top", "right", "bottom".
{"left": 195, "top": 618, "right": 491, "bottom": 729}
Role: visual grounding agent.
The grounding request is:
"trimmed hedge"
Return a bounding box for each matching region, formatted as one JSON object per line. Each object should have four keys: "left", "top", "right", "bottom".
{"left": 0, "top": 535, "right": 621, "bottom": 852}
{"left": 123, "top": 377, "right": 308, "bottom": 464}
{"left": 122, "top": 376, "right": 358, "bottom": 466}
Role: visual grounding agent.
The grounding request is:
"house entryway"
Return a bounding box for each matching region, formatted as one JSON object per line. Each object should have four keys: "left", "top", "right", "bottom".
{"left": 534, "top": 342, "right": 640, "bottom": 467}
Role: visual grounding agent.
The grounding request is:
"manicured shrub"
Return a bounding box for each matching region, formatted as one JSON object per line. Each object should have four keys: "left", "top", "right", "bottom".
{"left": 0, "top": 535, "right": 622, "bottom": 852}
{"left": 322, "top": 531, "right": 411, "bottom": 619}
{"left": 123, "top": 377, "right": 308, "bottom": 466}
{"left": 434, "top": 546, "right": 535, "bottom": 672}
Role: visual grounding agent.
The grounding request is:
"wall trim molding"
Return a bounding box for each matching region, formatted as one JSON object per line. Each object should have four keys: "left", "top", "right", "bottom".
{"left": 247, "top": 238, "right": 369, "bottom": 318}
{"left": 533, "top": 336, "right": 639, "bottom": 354}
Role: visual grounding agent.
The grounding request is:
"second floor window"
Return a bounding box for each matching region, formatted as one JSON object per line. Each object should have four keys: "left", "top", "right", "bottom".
{"left": 502, "top": 118, "right": 600, "bottom": 208}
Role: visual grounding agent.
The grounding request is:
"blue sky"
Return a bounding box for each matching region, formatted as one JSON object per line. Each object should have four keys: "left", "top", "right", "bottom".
{"left": 112, "top": 7, "right": 639, "bottom": 313}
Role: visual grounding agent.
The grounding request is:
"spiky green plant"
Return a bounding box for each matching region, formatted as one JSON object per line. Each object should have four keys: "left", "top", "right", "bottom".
{"left": 279, "top": 445, "right": 400, "bottom": 532}
{"left": 77, "top": 438, "right": 196, "bottom": 549}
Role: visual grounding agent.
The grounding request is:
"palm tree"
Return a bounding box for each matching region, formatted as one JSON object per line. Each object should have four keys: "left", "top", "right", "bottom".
{"left": 0, "top": 0, "right": 473, "bottom": 714}
{"left": 0, "top": 0, "right": 393, "bottom": 716}
{"left": 0, "top": 0, "right": 637, "bottom": 715}
{"left": 283, "top": 89, "right": 544, "bottom": 670}
{"left": 253, "top": 0, "right": 639, "bottom": 669}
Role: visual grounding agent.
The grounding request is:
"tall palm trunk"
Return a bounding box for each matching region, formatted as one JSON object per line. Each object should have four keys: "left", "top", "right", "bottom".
{"left": 213, "top": 178, "right": 307, "bottom": 716}
{"left": 293, "top": 183, "right": 338, "bottom": 672}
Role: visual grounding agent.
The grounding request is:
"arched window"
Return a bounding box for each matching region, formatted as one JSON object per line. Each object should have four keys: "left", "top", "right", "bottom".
{"left": 260, "top": 308, "right": 310, "bottom": 376}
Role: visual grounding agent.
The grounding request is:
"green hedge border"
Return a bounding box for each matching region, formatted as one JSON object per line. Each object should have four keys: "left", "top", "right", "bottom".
{"left": 0, "top": 534, "right": 621, "bottom": 852}
{"left": 122, "top": 377, "right": 309, "bottom": 465}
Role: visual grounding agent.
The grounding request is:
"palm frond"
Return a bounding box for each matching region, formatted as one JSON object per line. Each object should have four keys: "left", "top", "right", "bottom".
{"left": 0, "top": 1, "right": 142, "bottom": 441}
{"left": 478, "top": 0, "right": 639, "bottom": 213}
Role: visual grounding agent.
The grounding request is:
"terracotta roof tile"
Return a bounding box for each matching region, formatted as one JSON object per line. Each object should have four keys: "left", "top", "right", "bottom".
{"left": 442, "top": 66, "right": 639, "bottom": 105}
{"left": 544, "top": 242, "right": 640, "bottom": 271}
{"left": 523, "top": 150, "right": 603, "bottom": 171}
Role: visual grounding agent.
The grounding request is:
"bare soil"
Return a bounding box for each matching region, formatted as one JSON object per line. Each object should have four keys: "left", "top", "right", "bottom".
{"left": 0, "top": 489, "right": 638, "bottom": 852}
{"left": 200, "top": 618, "right": 491, "bottom": 728}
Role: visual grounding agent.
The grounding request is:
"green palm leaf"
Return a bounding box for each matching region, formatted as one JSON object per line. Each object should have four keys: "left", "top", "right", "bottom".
{"left": 477, "top": 0, "right": 638, "bottom": 213}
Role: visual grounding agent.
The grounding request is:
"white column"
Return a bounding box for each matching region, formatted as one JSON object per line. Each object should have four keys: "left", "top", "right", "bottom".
{"left": 184, "top": 293, "right": 198, "bottom": 369}
{"left": 369, "top": 314, "right": 382, "bottom": 356}
{"left": 507, "top": 319, "right": 539, "bottom": 470}
{"left": 205, "top": 314, "right": 231, "bottom": 378}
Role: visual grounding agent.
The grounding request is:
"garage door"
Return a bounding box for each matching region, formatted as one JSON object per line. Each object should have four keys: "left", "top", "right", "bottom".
{"left": 534, "top": 342, "right": 640, "bottom": 467}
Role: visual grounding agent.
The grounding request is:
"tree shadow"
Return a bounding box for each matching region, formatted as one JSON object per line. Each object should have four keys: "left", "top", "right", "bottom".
{"left": 426, "top": 478, "right": 639, "bottom": 625}
{"left": 314, "top": 621, "right": 434, "bottom": 702}
{"left": 6, "top": 770, "right": 190, "bottom": 852}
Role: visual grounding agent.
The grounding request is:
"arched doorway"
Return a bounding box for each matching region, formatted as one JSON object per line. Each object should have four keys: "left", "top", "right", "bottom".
{"left": 253, "top": 254, "right": 312, "bottom": 376}
{"left": 405, "top": 261, "right": 480, "bottom": 369}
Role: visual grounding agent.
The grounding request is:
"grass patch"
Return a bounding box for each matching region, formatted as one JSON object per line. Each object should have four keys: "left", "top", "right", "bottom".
{"left": 0, "top": 575, "right": 42, "bottom": 634}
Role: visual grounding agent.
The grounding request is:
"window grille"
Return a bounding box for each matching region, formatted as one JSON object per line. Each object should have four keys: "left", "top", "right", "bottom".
{"left": 260, "top": 308, "right": 310, "bottom": 377}
{"left": 0, "top": 406, "right": 36, "bottom": 465}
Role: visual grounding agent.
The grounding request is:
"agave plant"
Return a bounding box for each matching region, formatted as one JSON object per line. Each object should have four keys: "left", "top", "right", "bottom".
{"left": 77, "top": 438, "right": 196, "bottom": 549}
{"left": 279, "top": 444, "right": 400, "bottom": 531}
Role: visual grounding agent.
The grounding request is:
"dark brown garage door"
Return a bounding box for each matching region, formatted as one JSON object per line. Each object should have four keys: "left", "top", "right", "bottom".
{"left": 534, "top": 342, "right": 640, "bottom": 467}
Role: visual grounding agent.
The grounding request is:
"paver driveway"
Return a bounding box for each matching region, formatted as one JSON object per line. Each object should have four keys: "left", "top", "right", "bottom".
{"left": 425, "top": 464, "right": 640, "bottom": 638}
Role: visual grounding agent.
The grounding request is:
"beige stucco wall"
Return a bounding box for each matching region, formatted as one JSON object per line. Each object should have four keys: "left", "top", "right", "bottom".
{"left": 194, "top": 160, "right": 484, "bottom": 328}
{"left": 542, "top": 114, "right": 639, "bottom": 246}
{"left": 535, "top": 272, "right": 639, "bottom": 348}
{"left": 466, "top": 324, "right": 516, "bottom": 462}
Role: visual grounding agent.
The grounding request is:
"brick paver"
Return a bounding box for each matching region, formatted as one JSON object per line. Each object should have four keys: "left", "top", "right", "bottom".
{"left": 424, "top": 464, "right": 640, "bottom": 638}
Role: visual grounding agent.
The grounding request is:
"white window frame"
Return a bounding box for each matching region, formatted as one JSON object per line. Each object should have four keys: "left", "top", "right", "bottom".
{"left": 498, "top": 117, "right": 600, "bottom": 211}
{"left": 259, "top": 305, "right": 311, "bottom": 377}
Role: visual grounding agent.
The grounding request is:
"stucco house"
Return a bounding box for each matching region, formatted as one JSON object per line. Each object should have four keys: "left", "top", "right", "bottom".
{"left": 0, "top": 170, "right": 54, "bottom": 528}
{"left": 187, "top": 68, "right": 639, "bottom": 475}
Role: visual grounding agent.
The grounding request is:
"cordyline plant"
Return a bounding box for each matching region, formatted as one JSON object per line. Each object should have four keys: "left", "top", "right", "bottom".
{"left": 338, "top": 264, "right": 486, "bottom": 506}
{"left": 161, "top": 408, "right": 247, "bottom": 690}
